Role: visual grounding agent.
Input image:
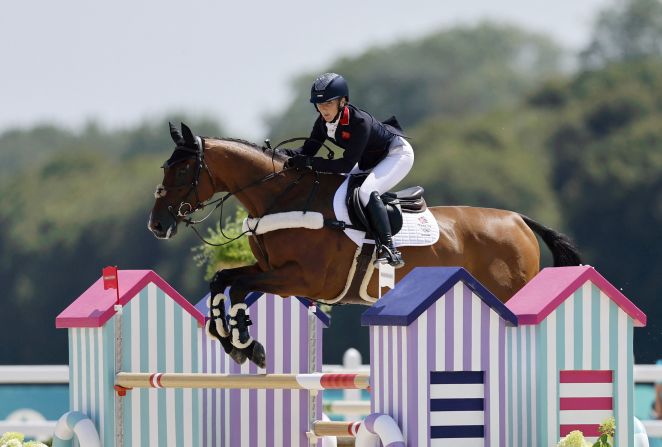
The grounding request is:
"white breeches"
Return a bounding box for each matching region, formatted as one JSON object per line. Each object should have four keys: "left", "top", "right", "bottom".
{"left": 350, "top": 137, "right": 415, "bottom": 206}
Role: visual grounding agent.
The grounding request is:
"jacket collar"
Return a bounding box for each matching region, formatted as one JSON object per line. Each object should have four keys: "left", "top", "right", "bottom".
{"left": 339, "top": 106, "right": 350, "bottom": 126}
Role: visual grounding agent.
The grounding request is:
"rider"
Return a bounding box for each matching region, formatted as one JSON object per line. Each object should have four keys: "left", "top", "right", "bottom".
{"left": 284, "top": 73, "right": 414, "bottom": 268}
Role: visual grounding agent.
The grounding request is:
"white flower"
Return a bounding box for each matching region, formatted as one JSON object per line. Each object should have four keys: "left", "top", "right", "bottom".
{"left": 1, "top": 440, "right": 24, "bottom": 447}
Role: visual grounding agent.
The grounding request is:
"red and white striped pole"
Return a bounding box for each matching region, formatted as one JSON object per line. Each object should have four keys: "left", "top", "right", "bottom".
{"left": 115, "top": 372, "right": 370, "bottom": 392}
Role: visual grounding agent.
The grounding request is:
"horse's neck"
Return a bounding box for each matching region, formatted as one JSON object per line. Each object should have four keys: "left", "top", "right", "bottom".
{"left": 207, "top": 141, "right": 287, "bottom": 217}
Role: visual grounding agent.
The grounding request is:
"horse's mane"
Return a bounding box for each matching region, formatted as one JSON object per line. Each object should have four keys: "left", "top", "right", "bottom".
{"left": 204, "top": 136, "right": 288, "bottom": 161}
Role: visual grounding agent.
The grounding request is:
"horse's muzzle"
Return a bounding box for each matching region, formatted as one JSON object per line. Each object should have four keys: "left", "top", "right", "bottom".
{"left": 148, "top": 213, "right": 178, "bottom": 239}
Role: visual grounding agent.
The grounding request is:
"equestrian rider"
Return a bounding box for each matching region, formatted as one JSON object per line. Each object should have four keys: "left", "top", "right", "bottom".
{"left": 284, "top": 73, "right": 414, "bottom": 268}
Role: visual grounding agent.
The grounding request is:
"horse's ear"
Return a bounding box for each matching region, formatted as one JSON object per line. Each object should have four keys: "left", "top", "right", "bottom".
{"left": 180, "top": 123, "right": 196, "bottom": 147}
{"left": 169, "top": 122, "right": 183, "bottom": 145}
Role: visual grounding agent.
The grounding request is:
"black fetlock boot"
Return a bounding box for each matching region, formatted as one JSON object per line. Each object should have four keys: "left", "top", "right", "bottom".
{"left": 206, "top": 292, "right": 248, "bottom": 365}
{"left": 366, "top": 191, "right": 405, "bottom": 269}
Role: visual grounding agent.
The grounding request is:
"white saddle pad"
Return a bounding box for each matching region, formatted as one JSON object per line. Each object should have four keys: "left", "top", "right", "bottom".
{"left": 333, "top": 176, "right": 440, "bottom": 248}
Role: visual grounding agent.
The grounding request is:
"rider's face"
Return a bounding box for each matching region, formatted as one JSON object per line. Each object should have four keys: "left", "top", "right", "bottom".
{"left": 317, "top": 98, "right": 345, "bottom": 122}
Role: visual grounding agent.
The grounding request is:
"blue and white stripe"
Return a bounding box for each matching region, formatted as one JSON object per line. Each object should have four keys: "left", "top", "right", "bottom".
{"left": 430, "top": 371, "right": 485, "bottom": 446}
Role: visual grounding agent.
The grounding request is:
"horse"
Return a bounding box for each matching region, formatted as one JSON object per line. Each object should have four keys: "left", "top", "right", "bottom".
{"left": 148, "top": 123, "right": 581, "bottom": 368}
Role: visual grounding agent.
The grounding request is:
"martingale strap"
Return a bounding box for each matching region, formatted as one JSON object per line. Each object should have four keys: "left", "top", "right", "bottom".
{"left": 345, "top": 244, "right": 376, "bottom": 302}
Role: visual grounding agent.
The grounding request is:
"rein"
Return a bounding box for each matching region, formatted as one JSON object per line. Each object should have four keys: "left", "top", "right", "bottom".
{"left": 161, "top": 138, "right": 321, "bottom": 252}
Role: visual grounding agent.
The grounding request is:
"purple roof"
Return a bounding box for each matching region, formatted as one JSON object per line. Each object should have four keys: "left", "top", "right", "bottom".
{"left": 506, "top": 265, "right": 646, "bottom": 327}
{"left": 194, "top": 292, "right": 331, "bottom": 328}
{"left": 361, "top": 267, "right": 518, "bottom": 326}
{"left": 56, "top": 270, "right": 205, "bottom": 329}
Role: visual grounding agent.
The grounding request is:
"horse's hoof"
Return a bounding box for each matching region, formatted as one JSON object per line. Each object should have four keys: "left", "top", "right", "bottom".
{"left": 229, "top": 348, "right": 248, "bottom": 365}
{"left": 248, "top": 340, "right": 267, "bottom": 369}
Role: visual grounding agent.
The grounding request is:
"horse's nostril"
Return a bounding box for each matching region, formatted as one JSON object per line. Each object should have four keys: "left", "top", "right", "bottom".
{"left": 152, "top": 221, "right": 163, "bottom": 232}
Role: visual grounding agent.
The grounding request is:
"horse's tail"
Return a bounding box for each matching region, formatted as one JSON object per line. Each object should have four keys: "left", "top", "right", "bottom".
{"left": 519, "top": 214, "right": 583, "bottom": 267}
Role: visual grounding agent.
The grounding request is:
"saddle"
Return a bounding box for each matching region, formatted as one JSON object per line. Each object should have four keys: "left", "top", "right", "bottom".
{"left": 345, "top": 174, "right": 427, "bottom": 236}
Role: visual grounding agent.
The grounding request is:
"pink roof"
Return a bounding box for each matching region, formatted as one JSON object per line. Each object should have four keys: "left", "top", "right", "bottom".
{"left": 56, "top": 270, "right": 205, "bottom": 328}
{"left": 506, "top": 266, "right": 646, "bottom": 327}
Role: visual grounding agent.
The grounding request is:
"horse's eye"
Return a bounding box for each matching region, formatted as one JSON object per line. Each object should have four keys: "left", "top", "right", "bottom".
{"left": 176, "top": 166, "right": 189, "bottom": 178}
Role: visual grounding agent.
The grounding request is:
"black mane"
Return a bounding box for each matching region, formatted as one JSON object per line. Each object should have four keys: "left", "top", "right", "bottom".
{"left": 205, "top": 136, "right": 288, "bottom": 161}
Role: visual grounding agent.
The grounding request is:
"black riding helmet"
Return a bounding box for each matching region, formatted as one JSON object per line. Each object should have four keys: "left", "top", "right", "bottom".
{"left": 309, "top": 73, "right": 349, "bottom": 104}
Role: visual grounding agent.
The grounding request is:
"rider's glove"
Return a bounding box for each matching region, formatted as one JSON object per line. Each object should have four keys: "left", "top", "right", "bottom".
{"left": 285, "top": 154, "right": 312, "bottom": 170}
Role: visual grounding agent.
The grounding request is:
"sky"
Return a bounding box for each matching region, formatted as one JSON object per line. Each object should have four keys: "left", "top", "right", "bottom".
{"left": 1, "top": 0, "right": 611, "bottom": 140}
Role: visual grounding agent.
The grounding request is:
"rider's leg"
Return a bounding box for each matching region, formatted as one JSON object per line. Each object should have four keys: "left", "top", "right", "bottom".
{"left": 365, "top": 192, "right": 405, "bottom": 268}
{"left": 360, "top": 137, "right": 414, "bottom": 267}
{"left": 358, "top": 137, "right": 414, "bottom": 205}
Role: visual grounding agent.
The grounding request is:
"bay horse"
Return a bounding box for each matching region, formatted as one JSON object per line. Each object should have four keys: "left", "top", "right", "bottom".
{"left": 148, "top": 123, "right": 581, "bottom": 368}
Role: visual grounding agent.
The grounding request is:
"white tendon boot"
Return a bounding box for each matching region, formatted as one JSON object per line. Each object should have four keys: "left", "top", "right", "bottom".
{"left": 206, "top": 293, "right": 229, "bottom": 338}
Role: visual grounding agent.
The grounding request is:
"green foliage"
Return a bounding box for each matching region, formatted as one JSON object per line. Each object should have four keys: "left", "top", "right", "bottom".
{"left": 592, "top": 416, "right": 616, "bottom": 446}
{"left": 193, "top": 207, "right": 256, "bottom": 281}
{"left": 406, "top": 105, "right": 562, "bottom": 226}
{"left": 541, "top": 59, "right": 662, "bottom": 361}
{"left": 267, "top": 22, "right": 564, "bottom": 144}
{"left": 0, "top": 115, "right": 225, "bottom": 176}
{"left": 581, "top": 0, "right": 662, "bottom": 68}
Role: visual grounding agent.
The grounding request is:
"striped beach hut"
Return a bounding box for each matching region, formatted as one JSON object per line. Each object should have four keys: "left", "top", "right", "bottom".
{"left": 505, "top": 265, "right": 647, "bottom": 447}
{"left": 194, "top": 292, "right": 330, "bottom": 447}
{"left": 56, "top": 269, "right": 205, "bottom": 447}
{"left": 361, "top": 267, "right": 518, "bottom": 447}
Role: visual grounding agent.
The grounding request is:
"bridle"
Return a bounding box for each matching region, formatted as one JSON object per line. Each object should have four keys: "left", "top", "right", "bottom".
{"left": 154, "top": 137, "right": 322, "bottom": 250}
{"left": 155, "top": 137, "right": 217, "bottom": 219}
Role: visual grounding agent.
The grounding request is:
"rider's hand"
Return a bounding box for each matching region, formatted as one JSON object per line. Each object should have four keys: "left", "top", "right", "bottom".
{"left": 285, "top": 155, "right": 312, "bottom": 170}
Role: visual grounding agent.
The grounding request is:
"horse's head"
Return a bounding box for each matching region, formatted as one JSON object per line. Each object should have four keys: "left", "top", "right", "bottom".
{"left": 148, "top": 122, "right": 216, "bottom": 239}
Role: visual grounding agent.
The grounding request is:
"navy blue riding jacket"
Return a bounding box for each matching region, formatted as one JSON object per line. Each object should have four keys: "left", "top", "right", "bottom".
{"left": 299, "top": 104, "right": 407, "bottom": 173}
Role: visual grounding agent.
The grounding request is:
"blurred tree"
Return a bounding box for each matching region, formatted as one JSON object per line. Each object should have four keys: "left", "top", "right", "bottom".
{"left": 581, "top": 0, "right": 662, "bottom": 68}
{"left": 405, "top": 107, "right": 562, "bottom": 227}
{"left": 535, "top": 59, "right": 662, "bottom": 362}
{"left": 0, "top": 117, "right": 225, "bottom": 364}
{"left": 0, "top": 125, "right": 79, "bottom": 176}
{"left": 266, "top": 22, "right": 565, "bottom": 145}
{"left": 0, "top": 115, "right": 226, "bottom": 174}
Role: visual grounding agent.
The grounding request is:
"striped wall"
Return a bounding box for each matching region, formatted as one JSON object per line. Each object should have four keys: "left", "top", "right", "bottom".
{"left": 69, "top": 282, "right": 203, "bottom": 447}
{"left": 68, "top": 325, "right": 114, "bottom": 447}
{"left": 120, "top": 282, "right": 202, "bottom": 447}
{"left": 559, "top": 370, "right": 614, "bottom": 442}
{"left": 370, "top": 281, "right": 508, "bottom": 447}
{"left": 202, "top": 294, "right": 324, "bottom": 447}
{"left": 507, "top": 280, "right": 634, "bottom": 447}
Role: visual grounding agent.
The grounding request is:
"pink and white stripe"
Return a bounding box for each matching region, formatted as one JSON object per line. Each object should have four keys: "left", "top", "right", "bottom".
{"left": 559, "top": 370, "right": 613, "bottom": 441}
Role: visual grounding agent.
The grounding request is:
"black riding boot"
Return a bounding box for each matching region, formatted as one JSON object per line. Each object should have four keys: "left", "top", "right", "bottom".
{"left": 366, "top": 191, "right": 405, "bottom": 268}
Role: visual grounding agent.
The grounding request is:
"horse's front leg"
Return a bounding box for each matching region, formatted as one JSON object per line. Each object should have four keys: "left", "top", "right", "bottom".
{"left": 226, "top": 262, "right": 306, "bottom": 369}
{"left": 207, "top": 264, "right": 263, "bottom": 365}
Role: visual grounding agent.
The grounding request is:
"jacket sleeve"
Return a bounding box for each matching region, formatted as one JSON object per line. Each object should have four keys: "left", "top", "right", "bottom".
{"left": 310, "top": 114, "right": 370, "bottom": 173}
{"left": 299, "top": 118, "right": 326, "bottom": 156}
